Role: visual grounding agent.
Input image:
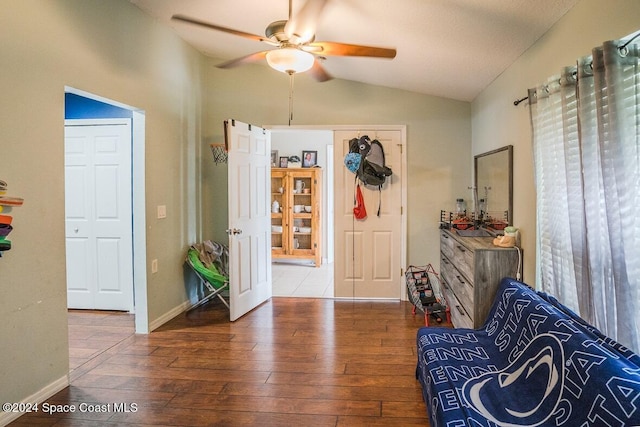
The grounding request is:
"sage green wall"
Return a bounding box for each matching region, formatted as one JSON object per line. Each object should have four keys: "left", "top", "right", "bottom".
{"left": 10, "top": 0, "right": 627, "bottom": 412}
{"left": 0, "top": 0, "right": 203, "bottom": 407}
{"left": 471, "top": 0, "right": 640, "bottom": 285}
{"left": 201, "top": 61, "right": 472, "bottom": 270}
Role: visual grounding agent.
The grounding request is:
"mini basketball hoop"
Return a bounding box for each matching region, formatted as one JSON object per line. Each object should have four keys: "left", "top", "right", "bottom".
{"left": 210, "top": 143, "right": 228, "bottom": 164}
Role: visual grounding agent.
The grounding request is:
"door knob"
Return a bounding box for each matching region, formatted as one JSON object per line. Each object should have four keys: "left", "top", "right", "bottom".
{"left": 74, "top": 228, "right": 79, "bottom": 233}
{"left": 226, "top": 228, "right": 243, "bottom": 235}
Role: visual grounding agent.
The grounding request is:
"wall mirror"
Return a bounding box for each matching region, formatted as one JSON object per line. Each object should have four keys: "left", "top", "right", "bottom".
{"left": 474, "top": 145, "right": 513, "bottom": 225}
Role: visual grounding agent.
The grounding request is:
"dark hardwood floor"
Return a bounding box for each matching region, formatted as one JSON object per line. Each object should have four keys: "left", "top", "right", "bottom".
{"left": 10, "top": 297, "right": 437, "bottom": 426}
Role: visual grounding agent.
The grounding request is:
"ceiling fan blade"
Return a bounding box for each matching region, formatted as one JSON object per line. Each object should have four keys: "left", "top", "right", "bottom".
{"left": 171, "top": 15, "right": 278, "bottom": 45}
{"left": 308, "top": 59, "right": 332, "bottom": 82}
{"left": 217, "top": 51, "right": 269, "bottom": 69}
{"left": 285, "top": 0, "right": 328, "bottom": 44}
{"left": 309, "top": 41, "right": 396, "bottom": 58}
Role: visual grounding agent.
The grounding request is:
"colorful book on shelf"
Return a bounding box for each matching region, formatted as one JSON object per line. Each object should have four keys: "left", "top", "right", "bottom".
{"left": 0, "top": 196, "right": 23, "bottom": 207}
{"left": 0, "top": 224, "right": 12, "bottom": 237}
{"left": 0, "top": 237, "right": 10, "bottom": 251}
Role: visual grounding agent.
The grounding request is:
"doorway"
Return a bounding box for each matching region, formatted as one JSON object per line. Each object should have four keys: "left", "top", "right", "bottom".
{"left": 64, "top": 87, "right": 149, "bottom": 334}
{"left": 270, "top": 129, "right": 335, "bottom": 298}
{"left": 269, "top": 125, "right": 406, "bottom": 299}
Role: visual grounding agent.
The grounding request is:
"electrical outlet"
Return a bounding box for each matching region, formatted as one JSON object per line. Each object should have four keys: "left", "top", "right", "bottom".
{"left": 157, "top": 205, "right": 166, "bottom": 219}
{"left": 151, "top": 259, "right": 158, "bottom": 273}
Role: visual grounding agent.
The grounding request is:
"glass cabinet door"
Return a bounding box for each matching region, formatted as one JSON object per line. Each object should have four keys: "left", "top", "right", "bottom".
{"left": 290, "top": 172, "right": 313, "bottom": 252}
{"left": 270, "top": 171, "right": 286, "bottom": 255}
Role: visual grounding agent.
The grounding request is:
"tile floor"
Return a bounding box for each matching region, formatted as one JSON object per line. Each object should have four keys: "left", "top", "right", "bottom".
{"left": 272, "top": 261, "right": 334, "bottom": 298}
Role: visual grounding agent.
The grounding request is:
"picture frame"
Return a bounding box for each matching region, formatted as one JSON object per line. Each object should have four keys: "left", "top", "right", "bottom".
{"left": 279, "top": 156, "right": 288, "bottom": 168}
{"left": 302, "top": 150, "right": 317, "bottom": 168}
{"left": 270, "top": 150, "right": 278, "bottom": 167}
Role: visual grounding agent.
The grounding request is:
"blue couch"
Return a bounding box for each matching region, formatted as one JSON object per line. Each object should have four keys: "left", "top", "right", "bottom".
{"left": 416, "top": 277, "right": 640, "bottom": 426}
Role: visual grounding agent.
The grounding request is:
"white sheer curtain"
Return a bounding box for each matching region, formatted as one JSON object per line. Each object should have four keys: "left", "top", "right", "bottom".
{"left": 529, "top": 32, "right": 640, "bottom": 353}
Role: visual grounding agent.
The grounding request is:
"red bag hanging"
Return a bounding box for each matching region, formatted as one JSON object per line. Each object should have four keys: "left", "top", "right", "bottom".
{"left": 353, "top": 183, "right": 367, "bottom": 220}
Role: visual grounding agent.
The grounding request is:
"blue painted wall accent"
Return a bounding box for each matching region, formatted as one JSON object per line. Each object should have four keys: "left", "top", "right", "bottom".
{"left": 65, "top": 93, "right": 132, "bottom": 119}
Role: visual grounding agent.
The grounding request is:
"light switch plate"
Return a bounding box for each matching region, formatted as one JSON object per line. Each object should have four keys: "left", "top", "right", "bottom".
{"left": 157, "top": 205, "right": 166, "bottom": 219}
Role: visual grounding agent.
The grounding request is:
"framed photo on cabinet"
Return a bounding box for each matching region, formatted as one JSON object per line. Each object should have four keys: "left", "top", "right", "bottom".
{"left": 270, "top": 150, "right": 278, "bottom": 167}
{"left": 279, "top": 156, "right": 288, "bottom": 168}
{"left": 302, "top": 150, "right": 317, "bottom": 168}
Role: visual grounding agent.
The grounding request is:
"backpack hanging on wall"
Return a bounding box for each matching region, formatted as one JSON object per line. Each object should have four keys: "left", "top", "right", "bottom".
{"left": 344, "top": 135, "right": 392, "bottom": 216}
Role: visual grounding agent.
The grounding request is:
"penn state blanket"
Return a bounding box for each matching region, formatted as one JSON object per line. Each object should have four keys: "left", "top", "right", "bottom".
{"left": 416, "top": 277, "right": 640, "bottom": 426}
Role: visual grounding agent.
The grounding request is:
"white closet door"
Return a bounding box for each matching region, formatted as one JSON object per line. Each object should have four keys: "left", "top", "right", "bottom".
{"left": 334, "top": 130, "right": 403, "bottom": 298}
{"left": 65, "top": 119, "right": 133, "bottom": 311}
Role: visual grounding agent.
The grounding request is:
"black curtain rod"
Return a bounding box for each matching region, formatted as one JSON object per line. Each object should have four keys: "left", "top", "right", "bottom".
{"left": 621, "top": 32, "right": 640, "bottom": 49}
{"left": 513, "top": 33, "right": 638, "bottom": 108}
{"left": 513, "top": 96, "right": 528, "bottom": 106}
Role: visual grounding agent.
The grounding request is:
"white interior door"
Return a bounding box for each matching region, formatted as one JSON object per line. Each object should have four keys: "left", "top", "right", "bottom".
{"left": 226, "top": 119, "right": 272, "bottom": 321}
{"left": 326, "top": 144, "right": 335, "bottom": 264}
{"left": 65, "top": 119, "right": 134, "bottom": 311}
{"left": 334, "top": 130, "right": 404, "bottom": 298}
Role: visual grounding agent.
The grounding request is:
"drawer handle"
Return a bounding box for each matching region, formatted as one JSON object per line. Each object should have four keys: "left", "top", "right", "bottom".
{"left": 455, "top": 305, "right": 465, "bottom": 315}
{"left": 456, "top": 275, "right": 465, "bottom": 284}
{"left": 457, "top": 245, "right": 466, "bottom": 252}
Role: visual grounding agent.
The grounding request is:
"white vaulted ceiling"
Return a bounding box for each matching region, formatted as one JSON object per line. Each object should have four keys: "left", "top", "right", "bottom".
{"left": 129, "top": 0, "right": 578, "bottom": 102}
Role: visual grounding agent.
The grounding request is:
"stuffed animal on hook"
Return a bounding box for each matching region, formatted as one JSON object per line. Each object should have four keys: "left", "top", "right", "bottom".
{"left": 356, "top": 135, "right": 372, "bottom": 157}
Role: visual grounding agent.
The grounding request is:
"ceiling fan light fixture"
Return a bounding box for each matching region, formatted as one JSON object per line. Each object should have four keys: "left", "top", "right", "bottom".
{"left": 266, "top": 48, "right": 314, "bottom": 74}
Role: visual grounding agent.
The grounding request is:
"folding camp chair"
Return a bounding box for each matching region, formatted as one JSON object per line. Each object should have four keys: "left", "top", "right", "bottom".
{"left": 185, "top": 245, "right": 229, "bottom": 311}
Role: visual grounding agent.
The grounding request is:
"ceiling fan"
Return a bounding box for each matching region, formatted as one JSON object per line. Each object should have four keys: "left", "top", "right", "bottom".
{"left": 171, "top": 0, "right": 397, "bottom": 82}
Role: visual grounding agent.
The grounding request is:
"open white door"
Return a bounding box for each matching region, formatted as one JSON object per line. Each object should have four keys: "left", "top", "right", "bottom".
{"left": 226, "top": 119, "right": 272, "bottom": 321}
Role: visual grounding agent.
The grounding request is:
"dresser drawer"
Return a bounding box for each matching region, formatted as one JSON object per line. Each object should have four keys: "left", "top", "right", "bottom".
{"left": 448, "top": 270, "right": 474, "bottom": 315}
{"left": 440, "top": 253, "right": 455, "bottom": 285}
{"left": 440, "top": 231, "right": 454, "bottom": 260}
{"left": 452, "top": 241, "right": 474, "bottom": 283}
{"left": 442, "top": 278, "right": 473, "bottom": 328}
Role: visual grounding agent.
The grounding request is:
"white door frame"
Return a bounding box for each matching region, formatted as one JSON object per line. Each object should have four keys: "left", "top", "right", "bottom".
{"left": 268, "top": 124, "right": 407, "bottom": 299}
{"left": 326, "top": 144, "right": 335, "bottom": 264}
{"left": 64, "top": 87, "right": 149, "bottom": 333}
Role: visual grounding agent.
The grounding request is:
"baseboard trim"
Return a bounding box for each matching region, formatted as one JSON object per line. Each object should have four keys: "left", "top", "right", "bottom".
{"left": 0, "top": 375, "right": 69, "bottom": 427}
{"left": 148, "top": 300, "right": 191, "bottom": 332}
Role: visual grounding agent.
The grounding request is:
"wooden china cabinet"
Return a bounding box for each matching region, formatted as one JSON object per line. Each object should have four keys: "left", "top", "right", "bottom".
{"left": 270, "top": 168, "right": 322, "bottom": 267}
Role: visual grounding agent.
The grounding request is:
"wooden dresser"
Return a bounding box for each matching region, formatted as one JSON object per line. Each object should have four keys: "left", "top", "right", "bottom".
{"left": 440, "top": 229, "right": 521, "bottom": 328}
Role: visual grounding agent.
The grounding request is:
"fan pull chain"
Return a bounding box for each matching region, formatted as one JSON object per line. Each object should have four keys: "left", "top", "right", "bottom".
{"left": 288, "top": 71, "right": 295, "bottom": 126}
